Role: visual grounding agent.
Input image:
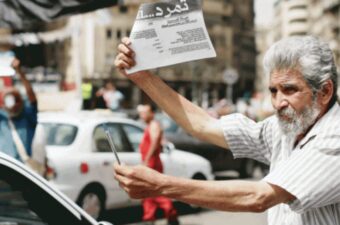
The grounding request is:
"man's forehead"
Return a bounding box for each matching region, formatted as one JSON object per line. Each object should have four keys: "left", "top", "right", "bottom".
{"left": 269, "top": 69, "right": 304, "bottom": 84}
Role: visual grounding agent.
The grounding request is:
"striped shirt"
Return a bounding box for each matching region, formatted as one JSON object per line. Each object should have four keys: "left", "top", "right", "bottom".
{"left": 220, "top": 103, "right": 340, "bottom": 225}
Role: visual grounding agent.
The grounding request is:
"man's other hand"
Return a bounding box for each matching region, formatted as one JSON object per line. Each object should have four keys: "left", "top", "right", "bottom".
{"left": 114, "top": 163, "right": 166, "bottom": 199}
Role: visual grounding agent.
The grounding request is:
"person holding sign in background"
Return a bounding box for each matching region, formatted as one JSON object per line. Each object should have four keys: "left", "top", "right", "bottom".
{"left": 0, "top": 58, "right": 45, "bottom": 175}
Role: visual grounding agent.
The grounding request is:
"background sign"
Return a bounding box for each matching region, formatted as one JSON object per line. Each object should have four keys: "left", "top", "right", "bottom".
{"left": 223, "top": 68, "right": 238, "bottom": 85}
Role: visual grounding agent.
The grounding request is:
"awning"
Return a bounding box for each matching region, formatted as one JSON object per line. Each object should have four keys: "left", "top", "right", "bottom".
{"left": 0, "top": 0, "right": 119, "bottom": 30}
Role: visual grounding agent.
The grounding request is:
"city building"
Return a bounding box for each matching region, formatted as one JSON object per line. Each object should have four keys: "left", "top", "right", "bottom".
{"left": 63, "top": 0, "right": 257, "bottom": 108}
{"left": 255, "top": 0, "right": 340, "bottom": 93}
{"left": 3, "top": 0, "right": 257, "bottom": 110}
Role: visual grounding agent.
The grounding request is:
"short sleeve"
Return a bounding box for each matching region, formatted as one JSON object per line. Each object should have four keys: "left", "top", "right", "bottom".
{"left": 220, "top": 113, "right": 274, "bottom": 164}
{"left": 263, "top": 134, "right": 340, "bottom": 213}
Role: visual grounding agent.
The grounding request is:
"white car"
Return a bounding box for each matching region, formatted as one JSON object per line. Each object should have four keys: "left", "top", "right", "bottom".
{"left": 39, "top": 111, "right": 214, "bottom": 219}
{"left": 0, "top": 151, "right": 113, "bottom": 225}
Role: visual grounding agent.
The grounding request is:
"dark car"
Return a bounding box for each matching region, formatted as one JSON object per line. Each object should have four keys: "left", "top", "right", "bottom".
{"left": 0, "top": 152, "right": 114, "bottom": 225}
{"left": 156, "top": 113, "right": 269, "bottom": 178}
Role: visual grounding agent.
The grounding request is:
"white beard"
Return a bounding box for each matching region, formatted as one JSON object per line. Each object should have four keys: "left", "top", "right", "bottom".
{"left": 276, "top": 100, "right": 321, "bottom": 141}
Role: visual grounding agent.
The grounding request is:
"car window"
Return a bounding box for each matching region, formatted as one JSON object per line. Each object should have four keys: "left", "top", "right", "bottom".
{"left": 155, "top": 114, "right": 178, "bottom": 134}
{"left": 121, "top": 124, "right": 144, "bottom": 152}
{"left": 42, "top": 123, "right": 78, "bottom": 146}
{"left": 0, "top": 179, "right": 46, "bottom": 224}
{"left": 0, "top": 164, "right": 93, "bottom": 225}
{"left": 93, "top": 123, "right": 133, "bottom": 153}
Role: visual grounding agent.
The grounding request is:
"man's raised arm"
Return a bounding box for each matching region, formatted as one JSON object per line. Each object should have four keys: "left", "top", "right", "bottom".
{"left": 114, "top": 37, "right": 228, "bottom": 149}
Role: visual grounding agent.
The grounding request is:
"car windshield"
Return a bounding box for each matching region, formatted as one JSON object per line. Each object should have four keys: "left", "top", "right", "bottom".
{"left": 42, "top": 123, "right": 78, "bottom": 146}
{"left": 0, "top": 179, "right": 47, "bottom": 224}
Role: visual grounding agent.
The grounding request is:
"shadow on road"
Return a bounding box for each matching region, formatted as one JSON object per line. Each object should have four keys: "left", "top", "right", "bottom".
{"left": 102, "top": 202, "right": 202, "bottom": 225}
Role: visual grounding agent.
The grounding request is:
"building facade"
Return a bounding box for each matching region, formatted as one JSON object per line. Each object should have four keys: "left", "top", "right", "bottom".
{"left": 256, "top": 0, "right": 340, "bottom": 93}
{"left": 60, "top": 0, "right": 257, "bottom": 108}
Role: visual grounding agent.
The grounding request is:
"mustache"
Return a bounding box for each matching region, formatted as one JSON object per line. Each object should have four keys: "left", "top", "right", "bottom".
{"left": 276, "top": 107, "right": 296, "bottom": 119}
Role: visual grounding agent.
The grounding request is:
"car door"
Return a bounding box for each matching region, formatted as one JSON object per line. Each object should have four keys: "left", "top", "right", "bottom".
{"left": 92, "top": 122, "right": 141, "bottom": 208}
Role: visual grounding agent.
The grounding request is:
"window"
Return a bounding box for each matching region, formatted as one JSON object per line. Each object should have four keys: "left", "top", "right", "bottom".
{"left": 121, "top": 124, "right": 144, "bottom": 152}
{"left": 42, "top": 123, "right": 78, "bottom": 146}
{"left": 116, "top": 30, "right": 122, "bottom": 39}
{"left": 119, "top": 5, "right": 128, "bottom": 13}
{"left": 289, "top": 5, "right": 307, "bottom": 10}
{"left": 0, "top": 165, "right": 89, "bottom": 225}
{"left": 289, "top": 18, "right": 307, "bottom": 23}
{"left": 107, "top": 29, "right": 112, "bottom": 39}
{"left": 93, "top": 123, "right": 132, "bottom": 153}
{"left": 0, "top": 179, "right": 46, "bottom": 223}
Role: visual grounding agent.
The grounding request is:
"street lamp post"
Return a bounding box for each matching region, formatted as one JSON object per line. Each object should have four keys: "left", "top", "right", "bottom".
{"left": 223, "top": 68, "right": 238, "bottom": 103}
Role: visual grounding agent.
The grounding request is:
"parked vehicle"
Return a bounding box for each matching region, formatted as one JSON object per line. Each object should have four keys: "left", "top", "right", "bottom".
{"left": 0, "top": 151, "right": 113, "bottom": 225}
{"left": 156, "top": 113, "right": 269, "bottom": 178}
{"left": 38, "top": 111, "right": 214, "bottom": 219}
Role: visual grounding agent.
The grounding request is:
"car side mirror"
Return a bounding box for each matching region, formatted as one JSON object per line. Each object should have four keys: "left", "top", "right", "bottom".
{"left": 163, "top": 142, "right": 175, "bottom": 154}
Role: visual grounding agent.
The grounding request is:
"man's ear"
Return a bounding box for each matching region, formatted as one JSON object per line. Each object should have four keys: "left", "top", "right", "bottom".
{"left": 318, "top": 80, "right": 333, "bottom": 105}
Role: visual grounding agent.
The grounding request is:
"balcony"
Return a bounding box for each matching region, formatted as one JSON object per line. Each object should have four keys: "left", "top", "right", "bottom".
{"left": 287, "top": 22, "right": 308, "bottom": 36}
{"left": 322, "top": 0, "right": 340, "bottom": 10}
{"left": 286, "top": 0, "right": 308, "bottom": 10}
{"left": 287, "top": 9, "right": 308, "bottom": 22}
{"left": 204, "top": 1, "right": 233, "bottom": 17}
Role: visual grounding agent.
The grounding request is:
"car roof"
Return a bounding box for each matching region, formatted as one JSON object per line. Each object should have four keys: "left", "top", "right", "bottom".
{"left": 0, "top": 152, "right": 98, "bottom": 224}
{"left": 38, "top": 110, "right": 142, "bottom": 127}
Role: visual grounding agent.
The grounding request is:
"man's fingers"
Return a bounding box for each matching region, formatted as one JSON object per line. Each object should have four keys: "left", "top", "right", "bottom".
{"left": 114, "top": 57, "right": 135, "bottom": 71}
{"left": 114, "top": 163, "right": 137, "bottom": 178}
{"left": 121, "top": 37, "right": 131, "bottom": 45}
{"left": 115, "top": 59, "right": 132, "bottom": 70}
{"left": 115, "top": 174, "right": 156, "bottom": 199}
{"left": 118, "top": 43, "right": 134, "bottom": 57}
{"left": 117, "top": 53, "right": 135, "bottom": 66}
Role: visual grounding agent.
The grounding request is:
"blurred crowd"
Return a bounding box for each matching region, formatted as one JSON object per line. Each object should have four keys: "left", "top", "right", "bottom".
{"left": 206, "top": 92, "right": 274, "bottom": 122}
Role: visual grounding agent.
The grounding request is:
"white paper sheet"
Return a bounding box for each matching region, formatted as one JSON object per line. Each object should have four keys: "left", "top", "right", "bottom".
{"left": 126, "top": 0, "right": 216, "bottom": 74}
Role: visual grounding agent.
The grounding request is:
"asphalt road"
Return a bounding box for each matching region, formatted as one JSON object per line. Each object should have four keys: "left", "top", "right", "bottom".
{"left": 105, "top": 203, "right": 267, "bottom": 225}
{"left": 123, "top": 209, "right": 268, "bottom": 225}
{"left": 151, "top": 210, "right": 267, "bottom": 225}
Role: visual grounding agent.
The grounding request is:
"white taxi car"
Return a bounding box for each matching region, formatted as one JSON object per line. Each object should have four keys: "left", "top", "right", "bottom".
{"left": 39, "top": 111, "right": 214, "bottom": 219}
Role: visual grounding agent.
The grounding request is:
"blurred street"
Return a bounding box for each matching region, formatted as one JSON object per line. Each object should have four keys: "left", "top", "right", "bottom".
{"left": 152, "top": 210, "right": 267, "bottom": 225}
{"left": 105, "top": 204, "right": 267, "bottom": 225}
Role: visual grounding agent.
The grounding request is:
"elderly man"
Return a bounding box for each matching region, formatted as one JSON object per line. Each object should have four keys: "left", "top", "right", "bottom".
{"left": 114, "top": 36, "right": 340, "bottom": 225}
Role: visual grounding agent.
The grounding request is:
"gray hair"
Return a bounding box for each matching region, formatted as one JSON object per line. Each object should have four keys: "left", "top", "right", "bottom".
{"left": 263, "top": 36, "right": 338, "bottom": 104}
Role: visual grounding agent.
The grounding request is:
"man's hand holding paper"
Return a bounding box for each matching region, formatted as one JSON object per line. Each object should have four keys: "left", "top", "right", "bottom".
{"left": 125, "top": 0, "right": 216, "bottom": 74}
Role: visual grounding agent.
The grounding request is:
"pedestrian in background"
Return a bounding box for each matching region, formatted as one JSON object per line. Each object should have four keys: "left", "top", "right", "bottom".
{"left": 137, "top": 103, "right": 180, "bottom": 225}
{"left": 96, "top": 81, "right": 124, "bottom": 111}
{"left": 114, "top": 36, "right": 340, "bottom": 225}
{"left": 0, "top": 58, "right": 44, "bottom": 175}
{"left": 81, "top": 78, "right": 94, "bottom": 110}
